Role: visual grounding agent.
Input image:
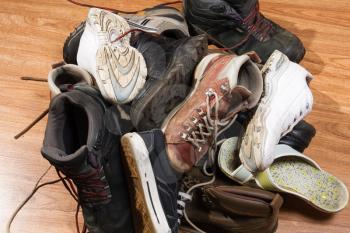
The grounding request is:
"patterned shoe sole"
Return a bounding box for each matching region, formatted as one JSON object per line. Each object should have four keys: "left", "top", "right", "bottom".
{"left": 89, "top": 8, "right": 147, "bottom": 104}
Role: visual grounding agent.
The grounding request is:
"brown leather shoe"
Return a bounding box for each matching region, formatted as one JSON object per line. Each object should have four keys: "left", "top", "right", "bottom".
{"left": 180, "top": 168, "right": 283, "bottom": 233}
{"left": 162, "top": 53, "right": 263, "bottom": 173}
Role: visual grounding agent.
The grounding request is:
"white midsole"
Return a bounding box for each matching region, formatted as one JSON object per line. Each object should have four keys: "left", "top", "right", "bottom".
{"left": 125, "top": 133, "right": 171, "bottom": 233}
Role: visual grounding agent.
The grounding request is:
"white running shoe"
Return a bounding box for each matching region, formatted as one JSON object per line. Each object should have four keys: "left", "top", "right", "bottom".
{"left": 123, "top": 6, "right": 190, "bottom": 38}
{"left": 48, "top": 64, "right": 93, "bottom": 97}
{"left": 239, "top": 50, "right": 314, "bottom": 172}
{"left": 77, "top": 8, "right": 147, "bottom": 104}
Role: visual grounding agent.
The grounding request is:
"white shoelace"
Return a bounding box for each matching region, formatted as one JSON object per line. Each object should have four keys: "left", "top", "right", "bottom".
{"left": 179, "top": 89, "right": 240, "bottom": 232}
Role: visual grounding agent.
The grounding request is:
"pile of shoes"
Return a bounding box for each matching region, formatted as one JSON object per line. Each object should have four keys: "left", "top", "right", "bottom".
{"left": 39, "top": 1, "right": 348, "bottom": 233}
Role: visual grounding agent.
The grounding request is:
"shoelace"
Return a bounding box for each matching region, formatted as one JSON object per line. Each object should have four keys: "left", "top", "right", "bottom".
{"left": 219, "top": 2, "right": 273, "bottom": 52}
{"left": 60, "top": 166, "right": 112, "bottom": 205}
{"left": 179, "top": 89, "right": 239, "bottom": 232}
{"left": 182, "top": 89, "right": 238, "bottom": 176}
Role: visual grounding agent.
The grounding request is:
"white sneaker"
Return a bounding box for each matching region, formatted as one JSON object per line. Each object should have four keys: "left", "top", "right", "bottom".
{"left": 48, "top": 64, "right": 93, "bottom": 97}
{"left": 239, "top": 50, "right": 314, "bottom": 172}
{"left": 77, "top": 8, "right": 147, "bottom": 104}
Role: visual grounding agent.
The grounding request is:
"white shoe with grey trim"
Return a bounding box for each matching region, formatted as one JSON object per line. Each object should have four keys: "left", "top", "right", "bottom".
{"left": 239, "top": 50, "right": 314, "bottom": 172}
{"left": 77, "top": 8, "right": 147, "bottom": 104}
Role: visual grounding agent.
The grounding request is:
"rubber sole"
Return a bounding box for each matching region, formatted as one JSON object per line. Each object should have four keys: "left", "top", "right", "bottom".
{"left": 121, "top": 134, "right": 171, "bottom": 233}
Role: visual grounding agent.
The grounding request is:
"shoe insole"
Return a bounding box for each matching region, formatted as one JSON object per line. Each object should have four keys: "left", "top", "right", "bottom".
{"left": 269, "top": 157, "right": 348, "bottom": 212}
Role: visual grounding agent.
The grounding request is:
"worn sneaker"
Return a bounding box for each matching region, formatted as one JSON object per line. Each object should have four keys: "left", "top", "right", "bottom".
{"left": 48, "top": 64, "right": 93, "bottom": 97}
{"left": 184, "top": 0, "right": 305, "bottom": 63}
{"left": 239, "top": 50, "right": 314, "bottom": 172}
{"left": 163, "top": 53, "right": 263, "bottom": 173}
{"left": 77, "top": 8, "right": 147, "bottom": 104}
{"left": 130, "top": 32, "right": 208, "bottom": 131}
{"left": 123, "top": 5, "right": 190, "bottom": 38}
{"left": 41, "top": 86, "right": 133, "bottom": 233}
{"left": 63, "top": 6, "right": 189, "bottom": 65}
{"left": 121, "top": 129, "right": 185, "bottom": 233}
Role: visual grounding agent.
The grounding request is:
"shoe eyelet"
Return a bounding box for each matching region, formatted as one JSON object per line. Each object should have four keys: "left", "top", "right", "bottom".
{"left": 181, "top": 133, "right": 188, "bottom": 140}
{"left": 191, "top": 117, "right": 198, "bottom": 124}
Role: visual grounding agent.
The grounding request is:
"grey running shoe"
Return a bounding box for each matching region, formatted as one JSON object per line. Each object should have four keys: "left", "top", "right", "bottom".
{"left": 63, "top": 6, "right": 189, "bottom": 65}
{"left": 123, "top": 6, "right": 190, "bottom": 38}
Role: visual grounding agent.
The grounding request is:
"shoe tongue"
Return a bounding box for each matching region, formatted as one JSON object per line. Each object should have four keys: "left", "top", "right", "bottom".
{"left": 41, "top": 145, "right": 88, "bottom": 167}
{"left": 225, "top": 0, "right": 257, "bottom": 18}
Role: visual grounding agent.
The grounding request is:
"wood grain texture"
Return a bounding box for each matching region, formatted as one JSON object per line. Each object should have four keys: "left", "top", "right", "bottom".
{"left": 0, "top": 0, "right": 349, "bottom": 232}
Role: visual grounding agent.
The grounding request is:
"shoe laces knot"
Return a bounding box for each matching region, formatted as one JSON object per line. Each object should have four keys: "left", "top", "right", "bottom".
{"left": 242, "top": 2, "right": 273, "bottom": 42}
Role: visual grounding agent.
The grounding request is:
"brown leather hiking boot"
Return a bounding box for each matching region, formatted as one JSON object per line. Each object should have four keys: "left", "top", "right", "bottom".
{"left": 162, "top": 53, "right": 263, "bottom": 173}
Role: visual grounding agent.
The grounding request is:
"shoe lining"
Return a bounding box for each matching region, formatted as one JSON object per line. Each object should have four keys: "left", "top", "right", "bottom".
{"left": 51, "top": 98, "right": 89, "bottom": 155}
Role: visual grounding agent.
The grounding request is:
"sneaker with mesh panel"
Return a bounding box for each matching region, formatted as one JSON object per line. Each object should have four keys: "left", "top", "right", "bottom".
{"left": 77, "top": 8, "right": 147, "bottom": 104}
{"left": 239, "top": 50, "right": 314, "bottom": 172}
{"left": 121, "top": 129, "right": 187, "bottom": 233}
{"left": 184, "top": 0, "right": 305, "bottom": 63}
{"left": 162, "top": 53, "right": 263, "bottom": 173}
{"left": 41, "top": 86, "right": 133, "bottom": 233}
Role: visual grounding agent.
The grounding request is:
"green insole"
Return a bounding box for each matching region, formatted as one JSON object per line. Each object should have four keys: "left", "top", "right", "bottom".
{"left": 269, "top": 157, "right": 348, "bottom": 212}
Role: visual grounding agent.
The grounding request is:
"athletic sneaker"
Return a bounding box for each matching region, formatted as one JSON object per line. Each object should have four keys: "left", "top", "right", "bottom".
{"left": 63, "top": 6, "right": 189, "bottom": 65}
{"left": 183, "top": 0, "right": 305, "bottom": 63}
{"left": 77, "top": 8, "right": 147, "bottom": 104}
{"left": 123, "top": 6, "right": 189, "bottom": 38}
{"left": 130, "top": 32, "right": 208, "bottom": 131}
{"left": 48, "top": 64, "right": 93, "bottom": 97}
{"left": 239, "top": 50, "right": 314, "bottom": 172}
{"left": 41, "top": 86, "right": 133, "bottom": 233}
{"left": 163, "top": 53, "right": 263, "bottom": 173}
{"left": 121, "top": 129, "right": 185, "bottom": 233}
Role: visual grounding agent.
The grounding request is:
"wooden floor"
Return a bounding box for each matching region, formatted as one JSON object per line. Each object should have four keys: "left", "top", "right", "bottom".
{"left": 0, "top": 0, "right": 349, "bottom": 232}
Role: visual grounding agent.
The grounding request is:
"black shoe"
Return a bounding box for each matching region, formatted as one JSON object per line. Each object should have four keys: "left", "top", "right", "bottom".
{"left": 130, "top": 32, "right": 208, "bottom": 131}
{"left": 184, "top": 0, "right": 305, "bottom": 63}
{"left": 279, "top": 120, "right": 316, "bottom": 152}
{"left": 121, "top": 129, "right": 182, "bottom": 233}
{"left": 41, "top": 86, "right": 133, "bottom": 233}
